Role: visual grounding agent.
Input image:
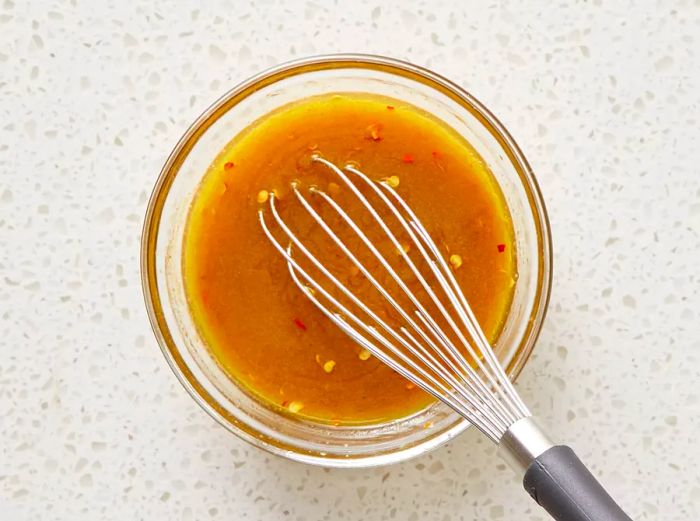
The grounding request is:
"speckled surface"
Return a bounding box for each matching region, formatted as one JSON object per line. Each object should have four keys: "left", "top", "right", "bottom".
{"left": 1, "top": 1, "right": 699, "bottom": 519}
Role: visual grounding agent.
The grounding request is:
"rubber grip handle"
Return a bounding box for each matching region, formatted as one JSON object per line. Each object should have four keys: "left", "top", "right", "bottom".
{"left": 523, "top": 445, "right": 633, "bottom": 521}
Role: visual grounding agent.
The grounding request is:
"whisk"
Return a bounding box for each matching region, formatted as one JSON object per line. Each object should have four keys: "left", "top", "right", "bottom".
{"left": 259, "top": 156, "right": 632, "bottom": 521}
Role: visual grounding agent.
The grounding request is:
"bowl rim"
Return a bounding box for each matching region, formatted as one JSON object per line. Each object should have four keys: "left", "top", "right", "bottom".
{"left": 140, "top": 53, "right": 553, "bottom": 468}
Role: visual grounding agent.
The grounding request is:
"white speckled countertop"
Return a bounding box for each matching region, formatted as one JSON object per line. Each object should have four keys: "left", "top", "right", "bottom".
{"left": 2, "top": 1, "right": 699, "bottom": 519}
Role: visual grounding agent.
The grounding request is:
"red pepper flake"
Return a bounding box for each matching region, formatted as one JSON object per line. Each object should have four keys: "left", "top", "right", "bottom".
{"left": 402, "top": 153, "right": 414, "bottom": 164}
{"left": 497, "top": 243, "right": 506, "bottom": 253}
{"left": 281, "top": 400, "right": 289, "bottom": 407}
{"left": 386, "top": 105, "right": 395, "bottom": 110}
{"left": 224, "top": 161, "right": 235, "bottom": 170}
{"left": 293, "top": 318, "right": 307, "bottom": 331}
{"left": 431, "top": 150, "right": 441, "bottom": 158}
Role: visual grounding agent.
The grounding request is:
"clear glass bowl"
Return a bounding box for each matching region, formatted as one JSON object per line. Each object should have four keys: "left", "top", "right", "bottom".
{"left": 141, "top": 54, "right": 552, "bottom": 468}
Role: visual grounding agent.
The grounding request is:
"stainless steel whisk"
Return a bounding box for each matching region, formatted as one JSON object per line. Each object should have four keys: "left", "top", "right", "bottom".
{"left": 259, "top": 156, "right": 632, "bottom": 521}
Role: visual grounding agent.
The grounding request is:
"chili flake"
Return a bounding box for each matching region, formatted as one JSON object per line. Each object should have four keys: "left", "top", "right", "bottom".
{"left": 386, "top": 105, "right": 395, "bottom": 110}
{"left": 402, "top": 153, "right": 414, "bottom": 164}
{"left": 497, "top": 243, "right": 506, "bottom": 253}
{"left": 224, "top": 161, "right": 235, "bottom": 170}
{"left": 293, "top": 318, "right": 307, "bottom": 331}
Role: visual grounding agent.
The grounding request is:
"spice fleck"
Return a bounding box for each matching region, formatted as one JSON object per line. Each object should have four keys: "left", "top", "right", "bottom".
{"left": 386, "top": 175, "right": 400, "bottom": 188}
{"left": 288, "top": 401, "right": 304, "bottom": 413}
{"left": 293, "top": 318, "right": 307, "bottom": 331}
{"left": 256, "top": 190, "right": 269, "bottom": 203}
{"left": 366, "top": 123, "right": 382, "bottom": 141}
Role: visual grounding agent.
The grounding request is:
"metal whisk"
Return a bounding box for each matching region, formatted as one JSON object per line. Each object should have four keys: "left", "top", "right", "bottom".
{"left": 259, "top": 156, "right": 632, "bottom": 521}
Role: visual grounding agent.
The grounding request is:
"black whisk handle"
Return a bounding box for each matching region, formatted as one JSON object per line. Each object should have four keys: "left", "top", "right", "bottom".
{"left": 523, "top": 445, "right": 633, "bottom": 521}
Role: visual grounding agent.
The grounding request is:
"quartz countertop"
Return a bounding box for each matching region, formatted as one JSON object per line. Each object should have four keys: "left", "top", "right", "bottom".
{"left": 2, "top": 1, "right": 699, "bottom": 519}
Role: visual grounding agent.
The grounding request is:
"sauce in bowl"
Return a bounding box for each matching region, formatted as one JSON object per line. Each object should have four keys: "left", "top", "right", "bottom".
{"left": 183, "top": 93, "right": 516, "bottom": 424}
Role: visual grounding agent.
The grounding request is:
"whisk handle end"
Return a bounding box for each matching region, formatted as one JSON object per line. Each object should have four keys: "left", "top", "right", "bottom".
{"left": 523, "top": 445, "right": 633, "bottom": 521}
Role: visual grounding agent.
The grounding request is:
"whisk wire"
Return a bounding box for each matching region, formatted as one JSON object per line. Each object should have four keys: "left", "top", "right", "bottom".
{"left": 258, "top": 158, "right": 531, "bottom": 439}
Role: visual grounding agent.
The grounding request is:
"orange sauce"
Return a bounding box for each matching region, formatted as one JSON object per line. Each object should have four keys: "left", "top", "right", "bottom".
{"left": 184, "top": 93, "right": 516, "bottom": 424}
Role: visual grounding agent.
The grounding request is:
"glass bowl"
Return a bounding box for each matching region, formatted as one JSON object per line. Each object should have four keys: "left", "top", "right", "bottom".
{"left": 141, "top": 54, "right": 552, "bottom": 468}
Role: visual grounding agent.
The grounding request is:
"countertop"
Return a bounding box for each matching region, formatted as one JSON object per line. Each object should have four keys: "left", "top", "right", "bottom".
{"left": 2, "top": 1, "right": 699, "bottom": 519}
